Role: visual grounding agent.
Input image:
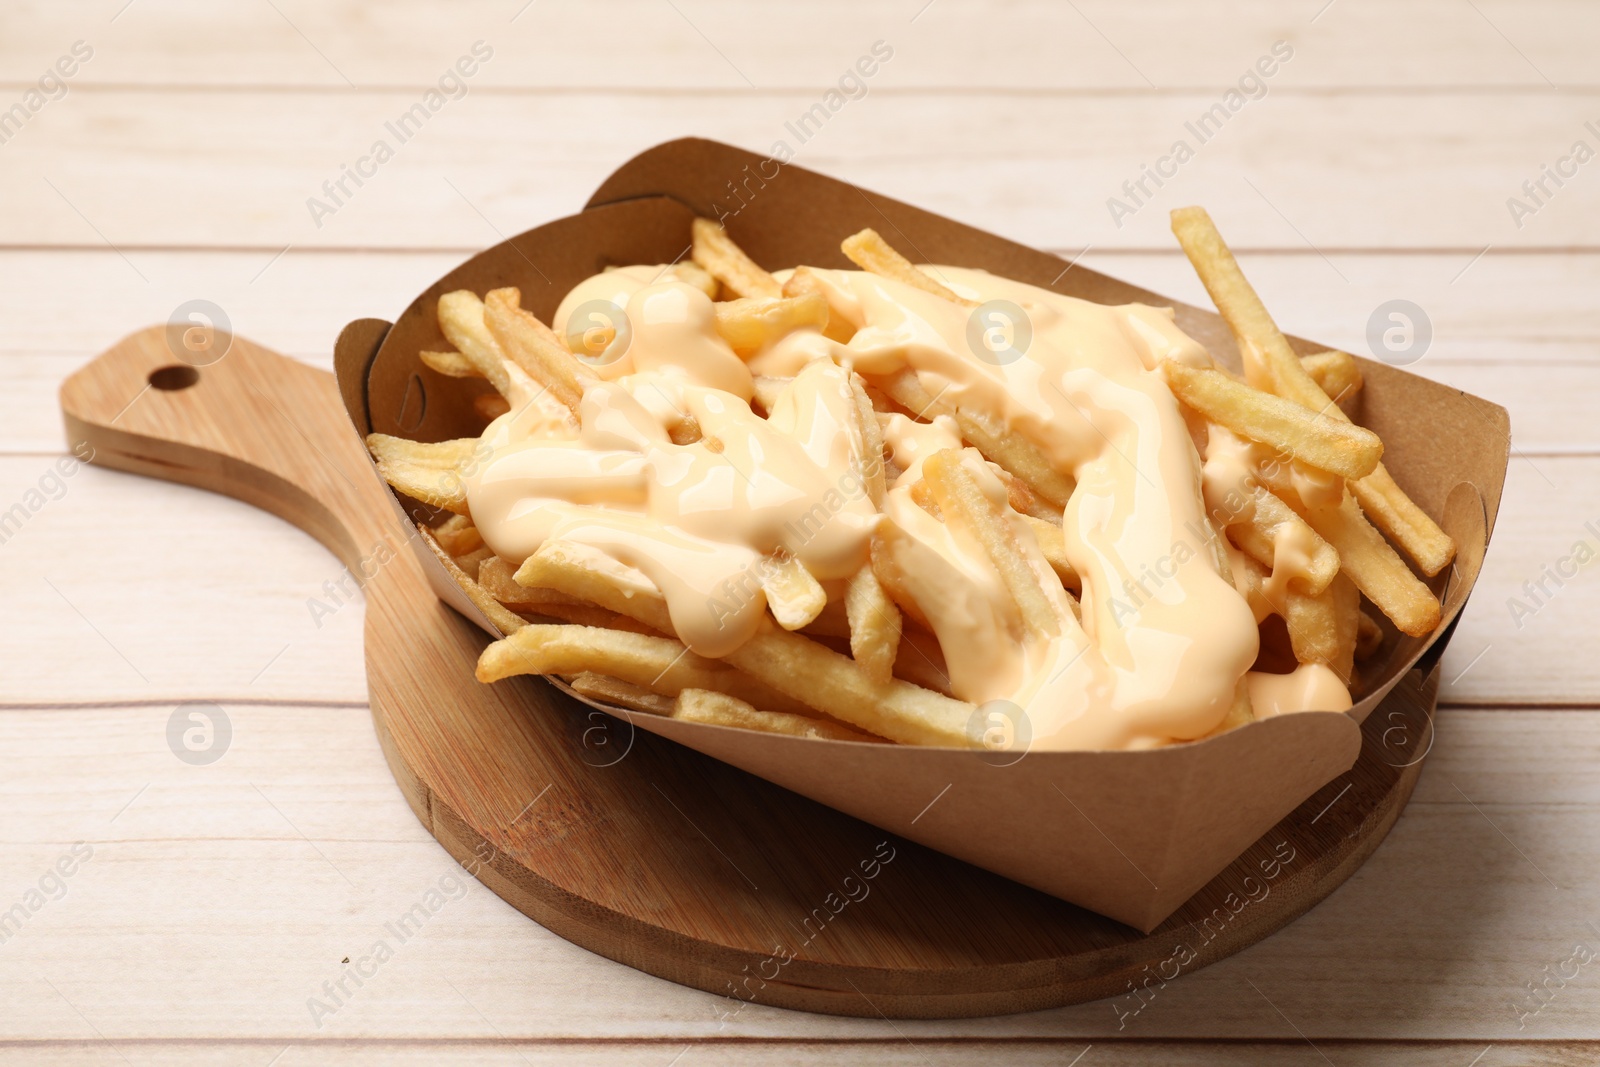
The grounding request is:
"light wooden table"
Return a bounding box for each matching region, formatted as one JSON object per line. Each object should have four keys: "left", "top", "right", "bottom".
{"left": 3, "top": 2, "right": 1597, "bottom": 1063}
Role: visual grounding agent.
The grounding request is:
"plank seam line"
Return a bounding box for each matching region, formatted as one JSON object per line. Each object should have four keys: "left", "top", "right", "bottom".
{"left": 0, "top": 1037, "right": 1593, "bottom": 1048}
{"left": 0, "top": 83, "right": 1593, "bottom": 98}
{"left": 8, "top": 244, "right": 1600, "bottom": 257}
{"left": 0, "top": 699, "right": 370, "bottom": 711}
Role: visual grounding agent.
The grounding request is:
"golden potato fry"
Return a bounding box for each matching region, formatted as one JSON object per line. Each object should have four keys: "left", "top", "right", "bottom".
{"left": 1300, "top": 350, "right": 1363, "bottom": 406}
{"left": 1305, "top": 493, "right": 1440, "bottom": 637}
{"left": 691, "top": 217, "right": 781, "bottom": 298}
{"left": 845, "top": 565, "right": 901, "bottom": 685}
{"left": 761, "top": 554, "right": 828, "bottom": 631}
{"left": 923, "top": 448, "right": 1063, "bottom": 638}
{"left": 1232, "top": 551, "right": 1346, "bottom": 674}
{"left": 668, "top": 260, "right": 718, "bottom": 297}
{"left": 720, "top": 620, "right": 975, "bottom": 747}
{"left": 781, "top": 266, "right": 857, "bottom": 342}
{"left": 1170, "top": 206, "right": 1454, "bottom": 576}
{"left": 1325, "top": 572, "right": 1360, "bottom": 685}
{"left": 478, "top": 555, "right": 583, "bottom": 610}
{"left": 437, "top": 290, "right": 517, "bottom": 399}
{"left": 713, "top": 293, "right": 828, "bottom": 355}
{"left": 418, "top": 523, "right": 525, "bottom": 635}
{"left": 511, "top": 542, "right": 817, "bottom": 716}
{"left": 1220, "top": 483, "right": 1339, "bottom": 598}
{"left": 566, "top": 671, "right": 675, "bottom": 716}
{"left": 1019, "top": 514, "right": 1080, "bottom": 590}
{"left": 514, "top": 541, "right": 673, "bottom": 634}
{"left": 478, "top": 624, "right": 733, "bottom": 691}
{"left": 1348, "top": 465, "right": 1456, "bottom": 578}
{"left": 1162, "top": 361, "right": 1382, "bottom": 480}
{"left": 452, "top": 544, "right": 493, "bottom": 579}
{"left": 673, "top": 688, "right": 879, "bottom": 742}
{"left": 366, "top": 433, "right": 479, "bottom": 514}
{"left": 847, "top": 372, "right": 887, "bottom": 508}
{"left": 483, "top": 287, "right": 594, "bottom": 414}
{"left": 431, "top": 514, "right": 483, "bottom": 557}
{"left": 872, "top": 368, "right": 1074, "bottom": 509}
{"left": 420, "top": 349, "right": 479, "bottom": 378}
{"left": 478, "top": 623, "right": 821, "bottom": 719}
{"left": 840, "top": 228, "right": 975, "bottom": 308}
{"left": 532, "top": 601, "right": 667, "bottom": 636}
{"left": 997, "top": 468, "right": 1062, "bottom": 523}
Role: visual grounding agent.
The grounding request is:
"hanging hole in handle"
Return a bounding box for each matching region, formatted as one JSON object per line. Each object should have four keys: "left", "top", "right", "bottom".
{"left": 149, "top": 365, "right": 200, "bottom": 391}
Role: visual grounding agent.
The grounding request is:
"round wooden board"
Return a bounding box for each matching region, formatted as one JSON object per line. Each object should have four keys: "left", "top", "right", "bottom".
{"left": 62, "top": 328, "right": 1442, "bottom": 1019}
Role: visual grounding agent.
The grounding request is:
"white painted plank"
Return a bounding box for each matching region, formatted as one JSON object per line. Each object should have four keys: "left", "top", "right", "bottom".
{"left": 0, "top": 704, "right": 1595, "bottom": 1043}
{"left": 0, "top": 459, "right": 369, "bottom": 706}
{"left": 0, "top": 90, "right": 1594, "bottom": 252}
{"left": 0, "top": 0, "right": 1589, "bottom": 90}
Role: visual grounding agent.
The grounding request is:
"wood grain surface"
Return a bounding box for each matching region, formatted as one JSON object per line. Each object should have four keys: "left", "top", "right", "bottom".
{"left": 4, "top": 1, "right": 1598, "bottom": 1063}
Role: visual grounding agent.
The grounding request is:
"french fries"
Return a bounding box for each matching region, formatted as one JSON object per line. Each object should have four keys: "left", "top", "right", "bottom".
{"left": 841, "top": 228, "right": 975, "bottom": 308}
{"left": 714, "top": 293, "right": 829, "bottom": 355}
{"left": 673, "top": 688, "right": 878, "bottom": 742}
{"left": 420, "top": 349, "right": 478, "bottom": 378}
{"left": 367, "top": 434, "right": 477, "bottom": 514}
{"left": 1304, "top": 492, "right": 1440, "bottom": 637}
{"left": 418, "top": 523, "right": 525, "bottom": 636}
{"left": 483, "top": 287, "right": 593, "bottom": 414}
{"left": 1171, "top": 206, "right": 1455, "bottom": 578}
{"left": 922, "top": 448, "right": 1065, "bottom": 639}
{"left": 437, "top": 290, "right": 520, "bottom": 400}
{"left": 567, "top": 671, "right": 675, "bottom": 716}
{"left": 720, "top": 621, "right": 974, "bottom": 747}
{"left": 845, "top": 565, "right": 901, "bottom": 685}
{"left": 761, "top": 554, "right": 828, "bottom": 631}
{"left": 692, "top": 217, "right": 781, "bottom": 298}
{"left": 781, "top": 266, "right": 857, "bottom": 342}
{"left": 1300, "top": 350, "right": 1362, "bottom": 406}
{"left": 364, "top": 207, "right": 1454, "bottom": 755}
{"left": 1161, "top": 361, "right": 1382, "bottom": 481}
{"left": 873, "top": 367, "right": 1074, "bottom": 509}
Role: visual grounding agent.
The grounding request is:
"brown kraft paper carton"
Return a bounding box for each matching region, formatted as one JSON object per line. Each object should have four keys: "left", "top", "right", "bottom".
{"left": 335, "top": 138, "right": 1509, "bottom": 932}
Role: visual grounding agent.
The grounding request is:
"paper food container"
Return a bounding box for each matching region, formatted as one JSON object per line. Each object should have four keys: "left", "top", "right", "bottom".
{"left": 334, "top": 138, "right": 1508, "bottom": 932}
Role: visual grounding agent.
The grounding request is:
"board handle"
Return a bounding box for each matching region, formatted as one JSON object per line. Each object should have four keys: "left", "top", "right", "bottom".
{"left": 59, "top": 325, "right": 401, "bottom": 572}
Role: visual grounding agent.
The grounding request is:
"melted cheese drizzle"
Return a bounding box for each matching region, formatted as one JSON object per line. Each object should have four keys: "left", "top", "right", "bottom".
{"left": 464, "top": 263, "right": 1350, "bottom": 749}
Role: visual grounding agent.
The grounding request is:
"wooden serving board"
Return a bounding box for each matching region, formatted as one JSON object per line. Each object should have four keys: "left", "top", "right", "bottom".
{"left": 60, "top": 326, "right": 1444, "bottom": 1019}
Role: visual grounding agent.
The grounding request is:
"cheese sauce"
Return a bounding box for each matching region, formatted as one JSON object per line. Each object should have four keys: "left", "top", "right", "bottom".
{"left": 464, "top": 263, "right": 1351, "bottom": 748}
